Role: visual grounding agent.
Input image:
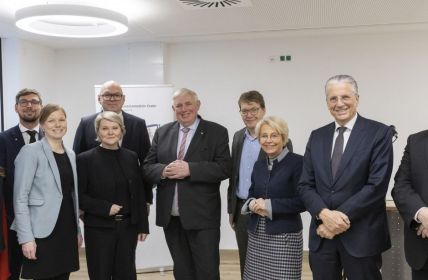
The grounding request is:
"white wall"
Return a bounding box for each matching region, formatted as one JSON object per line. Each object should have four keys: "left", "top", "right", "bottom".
{"left": 3, "top": 29, "right": 428, "bottom": 251}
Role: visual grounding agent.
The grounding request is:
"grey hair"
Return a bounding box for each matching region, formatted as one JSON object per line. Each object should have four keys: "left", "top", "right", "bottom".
{"left": 172, "top": 88, "right": 199, "bottom": 104}
{"left": 325, "top": 75, "right": 359, "bottom": 96}
{"left": 99, "top": 80, "right": 123, "bottom": 95}
{"left": 255, "top": 116, "right": 289, "bottom": 144}
{"left": 94, "top": 111, "right": 126, "bottom": 142}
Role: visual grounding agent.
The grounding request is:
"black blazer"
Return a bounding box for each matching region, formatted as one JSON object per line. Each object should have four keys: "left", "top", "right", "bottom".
{"left": 227, "top": 127, "right": 293, "bottom": 219}
{"left": 299, "top": 115, "right": 394, "bottom": 258}
{"left": 392, "top": 130, "right": 428, "bottom": 270}
{"left": 248, "top": 152, "right": 305, "bottom": 234}
{"left": 0, "top": 125, "right": 43, "bottom": 223}
{"left": 77, "top": 146, "right": 149, "bottom": 233}
{"left": 73, "top": 111, "right": 153, "bottom": 203}
{"left": 143, "top": 118, "right": 231, "bottom": 230}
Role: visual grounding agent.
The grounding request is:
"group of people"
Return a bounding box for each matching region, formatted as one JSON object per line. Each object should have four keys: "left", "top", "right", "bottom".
{"left": 0, "top": 75, "right": 426, "bottom": 280}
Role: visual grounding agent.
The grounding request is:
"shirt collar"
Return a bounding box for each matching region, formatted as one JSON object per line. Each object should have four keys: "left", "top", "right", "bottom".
{"left": 180, "top": 117, "right": 200, "bottom": 131}
{"left": 335, "top": 113, "right": 358, "bottom": 131}
{"left": 244, "top": 129, "right": 257, "bottom": 141}
{"left": 268, "top": 147, "right": 289, "bottom": 165}
{"left": 19, "top": 123, "right": 40, "bottom": 133}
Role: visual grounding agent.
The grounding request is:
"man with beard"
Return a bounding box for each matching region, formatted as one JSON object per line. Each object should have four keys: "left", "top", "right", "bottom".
{"left": 0, "top": 89, "right": 43, "bottom": 280}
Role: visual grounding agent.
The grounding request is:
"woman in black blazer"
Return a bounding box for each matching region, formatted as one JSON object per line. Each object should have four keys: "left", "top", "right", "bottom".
{"left": 77, "top": 111, "right": 149, "bottom": 280}
{"left": 241, "top": 116, "right": 305, "bottom": 280}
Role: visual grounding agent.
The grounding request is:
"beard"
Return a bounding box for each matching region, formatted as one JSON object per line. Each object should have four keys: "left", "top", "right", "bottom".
{"left": 19, "top": 111, "right": 40, "bottom": 123}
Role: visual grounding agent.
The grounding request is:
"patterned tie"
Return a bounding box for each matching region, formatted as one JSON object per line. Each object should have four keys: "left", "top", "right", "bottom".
{"left": 171, "top": 127, "right": 190, "bottom": 216}
{"left": 177, "top": 127, "right": 190, "bottom": 159}
{"left": 26, "top": 130, "right": 37, "bottom": 143}
{"left": 331, "top": 127, "right": 346, "bottom": 179}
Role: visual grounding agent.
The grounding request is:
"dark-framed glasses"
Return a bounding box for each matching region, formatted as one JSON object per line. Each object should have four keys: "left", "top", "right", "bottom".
{"left": 240, "top": 107, "right": 260, "bottom": 116}
{"left": 17, "top": 99, "right": 41, "bottom": 106}
{"left": 100, "top": 94, "right": 123, "bottom": 101}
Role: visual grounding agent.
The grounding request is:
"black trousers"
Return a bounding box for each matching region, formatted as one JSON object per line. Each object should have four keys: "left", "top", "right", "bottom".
{"left": 35, "top": 273, "right": 70, "bottom": 280}
{"left": 7, "top": 228, "right": 23, "bottom": 280}
{"left": 309, "top": 238, "right": 382, "bottom": 280}
{"left": 412, "top": 258, "right": 428, "bottom": 280}
{"left": 233, "top": 199, "right": 249, "bottom": 279}
{"left": 164, "top": 216, "right": 220, "bottom": 280}
{"left": 84, "top": 220, "right": 138, "bottom": 280}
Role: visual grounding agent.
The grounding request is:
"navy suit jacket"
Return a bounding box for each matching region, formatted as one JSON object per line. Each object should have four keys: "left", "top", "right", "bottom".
{"left": 248, "top": 152, "right": 305, "bottom": 234}
{"left": 73, "top": 111, "right": 153, "bottom": 203}
{"left": 143, "top": 118, "right": 231, "bottom": 230}
{"left": 0, "top": 125, "right": 43, "bottom": 223}
{"left": 392, "top": 130, "right": 428, "bottom": 269}
{"left": 298, "top": 115, "right": 394, "bottom": 258}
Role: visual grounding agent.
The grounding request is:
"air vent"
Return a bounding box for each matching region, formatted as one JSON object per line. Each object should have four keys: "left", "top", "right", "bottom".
{"left": 177, "top": 0, "right": 252, "bottom": 10}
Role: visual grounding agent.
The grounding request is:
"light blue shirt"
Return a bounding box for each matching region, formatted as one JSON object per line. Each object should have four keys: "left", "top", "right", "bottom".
{"left": 236, "top": 129, "right": 260, "bottom": 199}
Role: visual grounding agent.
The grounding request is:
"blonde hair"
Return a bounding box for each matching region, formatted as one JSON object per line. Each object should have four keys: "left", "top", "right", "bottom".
{"left": 94, "top": 111, "right": 126, "bottom": 142}
{"left": 255, "top": 116, "right": 289, "bottom": 144}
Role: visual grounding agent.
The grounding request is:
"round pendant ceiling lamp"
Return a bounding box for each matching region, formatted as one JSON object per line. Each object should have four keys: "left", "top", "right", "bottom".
{"left": 15, "top": 4, "right": 128, "bottom": 38}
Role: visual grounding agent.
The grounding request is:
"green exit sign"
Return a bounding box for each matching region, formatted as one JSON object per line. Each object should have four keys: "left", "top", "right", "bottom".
{"left": 280, "top": 55, "right": 291, "bottom": 61}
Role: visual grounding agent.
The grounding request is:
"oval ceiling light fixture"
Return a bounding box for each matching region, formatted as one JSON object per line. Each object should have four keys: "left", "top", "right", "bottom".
{"left": 15, "top": 4, "right": 128, "bottom": 38}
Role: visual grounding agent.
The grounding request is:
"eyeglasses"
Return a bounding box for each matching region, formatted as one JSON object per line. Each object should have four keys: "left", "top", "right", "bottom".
{"left": 260, "top": 133, "right": 281, "bottom": 141}
{"left": 17, "top": 100, "right": 41, "bottom": 106}
{"left": 240, "top": 107, "right": 261, "bottom": 116}
{"left": 100, "top": 94, "right": 123, "bottom": 101}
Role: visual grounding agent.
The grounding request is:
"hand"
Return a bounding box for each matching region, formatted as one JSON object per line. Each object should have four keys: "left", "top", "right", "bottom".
{"left": 109, "top": 204, "right": 122, "bottom": 216}
{"left": 229, "top": 214, "right": 235, "bottom": 230}
{"left": 78, "top": 235, "right": 83, "bottom": 248}
{"left": 250, "top": 198, "right": 269, "bottom": 217}
{"left": 316, "top": 224, "right": 336, "bottom": 239}
{"left": 163, "top": 160, "right": 190, "bottom": 179}
{"left": 138, "top": 233, "right": 147, "bottom": 242}
{"left": 417, "top": 207, "right": 428, "bottom": 228}
{"left": 417, "top": 224, "right": 428, "bottom": 238}
{"left": 319, "top": 209, "right": 350, "bottom": 235}
{"left": 22, "top": 241, "right": 37, "bottom": 260}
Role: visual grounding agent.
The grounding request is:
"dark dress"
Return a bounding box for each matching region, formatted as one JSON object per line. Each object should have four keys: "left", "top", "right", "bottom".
{"left": 21, "top": 152, "right": 79, "bottom": 279}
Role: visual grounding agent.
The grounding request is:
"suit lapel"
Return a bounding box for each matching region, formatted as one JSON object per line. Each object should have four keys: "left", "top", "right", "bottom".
{"left": 11, "top": 125, "right": 25, "bottom": 147}
{"left": 333, "top": 116, "right": 366, "bottom": 184}
{"left": 323, "top": 123, "right": 335, "bottom": 183}
{"left": 41, "top": 138, "right": 62, "bottom": 194}
{"left": 121, "top": 112, "right": 131, "bottom": 147}
{"left": 234, "top": 128, "right": 246, "bottom": 168}
{"left": 184, "top": 119, "right": 205, "bottom": 160}
{"left": 169, "top": 123, "right": 180, "bottom": 160}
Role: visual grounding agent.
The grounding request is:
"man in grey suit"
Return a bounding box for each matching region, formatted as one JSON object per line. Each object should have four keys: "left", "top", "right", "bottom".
{"left": 144, "top": 88, "right": 231, "bottom": 280}
{"left": 0, "top": 88, "right": 43, "bottom": 280}
{"left": 227, "top": 90, "right": 293, "bottom": 277}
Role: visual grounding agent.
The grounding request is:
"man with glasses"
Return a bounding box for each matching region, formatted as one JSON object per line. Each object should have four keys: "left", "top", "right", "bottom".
{"left": 227, "top": 90, "right": 292, "bottom": 278}
{"left": 73, "top": 80, "right": 153, "bottom": 204}
{"left": 0, "top": 88, "right": 43, "bottom": 279}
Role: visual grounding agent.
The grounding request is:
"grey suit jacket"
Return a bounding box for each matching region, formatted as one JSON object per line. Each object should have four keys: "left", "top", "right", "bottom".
{"left": 11, "top": 138, "right": 80, "bottom": 244}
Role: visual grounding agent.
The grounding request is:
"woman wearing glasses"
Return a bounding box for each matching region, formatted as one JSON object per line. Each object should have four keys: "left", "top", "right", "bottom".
{"left": 241, "top": 116, "right": 305, "bottom": 280}
{"left": 11, "top": 104, "right": 81, "bottom": 280}
{"left": 77, "top": 111, "right": 149, "bottom": 280}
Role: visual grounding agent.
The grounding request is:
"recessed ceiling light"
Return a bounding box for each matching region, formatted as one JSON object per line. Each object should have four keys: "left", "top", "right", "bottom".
{"left": 15, "top": 4, "right": 128, "bottom": 38}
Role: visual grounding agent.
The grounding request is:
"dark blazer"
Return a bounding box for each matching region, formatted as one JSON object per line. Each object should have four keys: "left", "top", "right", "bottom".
{"left": 77, "top": 146, "right": 149, "bottom": 233}
{"left": 392, "top": 130, "right": 428, "bottom": 270}
{"left": 0, "top": 125, "right": 43, "bottom": 223}
{"left": 73, "top": 111, "right": 153, "bottom": 203}
{"left": 248, "top": 152, "right": 305, "bottom": 234}
{"left": 143, "top": 118, "right": 231, "bottom": 230}
{"left": 298, "top": 115, "right": 394, "bottom": 258}
{"left": 227, "top": 127, "right": 293, "bottom": 219}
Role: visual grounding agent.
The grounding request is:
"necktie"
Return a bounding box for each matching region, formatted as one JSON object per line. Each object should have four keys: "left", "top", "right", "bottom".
{"left": 26, "top": 130, "right": 37, "bottom": 143}
{"left": 331, "top": 127, "right": 346, "bottom": 179}
{"left": 171, "top": 127, "right": 190, "bottom": 216}
{"left": 177, "top": 127, "right": 190, "bottom": 159}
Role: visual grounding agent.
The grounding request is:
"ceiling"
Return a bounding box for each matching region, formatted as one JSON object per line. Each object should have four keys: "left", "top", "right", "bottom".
{"left": 1, "top": 0, "right": 428, "bottom": 49}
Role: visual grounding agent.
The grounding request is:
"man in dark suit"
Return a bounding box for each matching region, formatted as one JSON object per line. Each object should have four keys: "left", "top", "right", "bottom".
{"left": 73, "top": 80, "right": 152, "bottom": 204}
{"left": 298, "top": 75, "right": 394, "bottom": 280}
{"left": 144, "top": 88, "right": 231, "bottom": 280}
{"left": 0, "top": 88, "right": 43, "bottom": 280}
{"left": 392, "top": 131, "right": 428, "bottom": 279}
{"left": 227, "top": 90, "right": 293, "bottom": 278}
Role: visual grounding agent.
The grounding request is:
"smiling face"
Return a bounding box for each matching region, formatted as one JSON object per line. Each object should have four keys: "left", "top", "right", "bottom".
{"left": 40, "top": 110, "right": 67, "bottom": 141}
{"left": 98, "top": 82, "right": 125, "bottom": 113}
{"left": 172, "top": 92, "right": 200, "bottom": 127}
{"left": 15, "top": 93, "right": 42, "bottom": 126}
{"left": 259, "top": 124, "right": 284, "bottom": 158}
{"left": 326, "top": 82, "right": 359, "bottom": 126}
{"left": 240, "top": 101, "right": 266, "bottom": 132}
{"left": 97, "top": 119, "right": 123, "bottom": 149}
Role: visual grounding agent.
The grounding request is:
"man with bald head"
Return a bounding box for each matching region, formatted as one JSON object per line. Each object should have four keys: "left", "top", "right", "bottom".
{"left": 144, "top": 88, "right": 231, "bottom": 280}
{"left": 73, "top": 81, "right": 152, "bottom": 203}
